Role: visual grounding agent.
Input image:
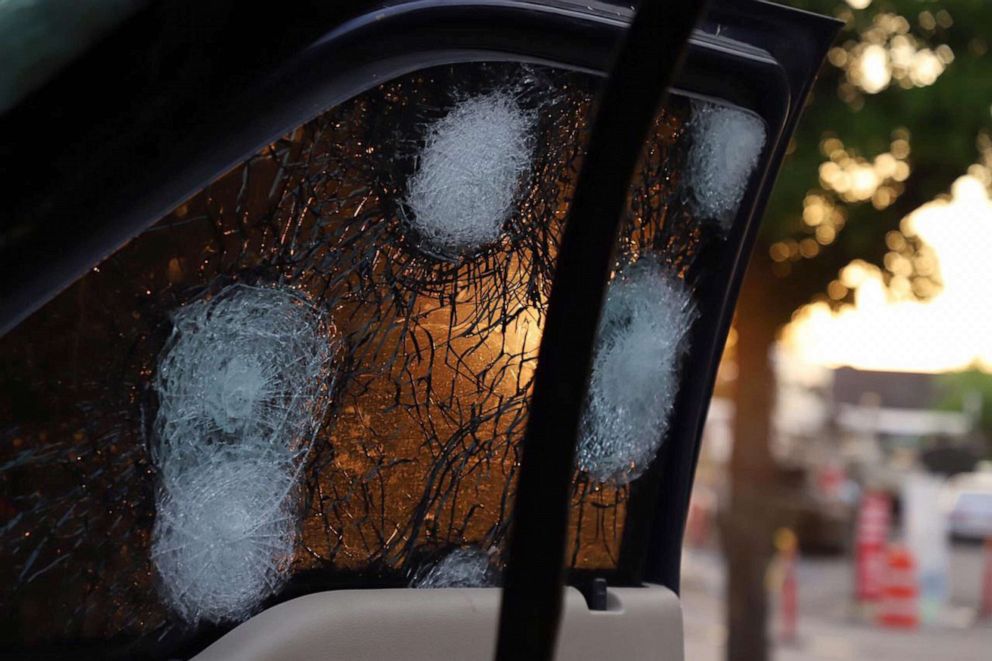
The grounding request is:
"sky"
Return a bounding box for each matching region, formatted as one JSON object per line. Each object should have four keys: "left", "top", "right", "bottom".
{"left": 783, "top": 174, "right": 992, "bottom": 373}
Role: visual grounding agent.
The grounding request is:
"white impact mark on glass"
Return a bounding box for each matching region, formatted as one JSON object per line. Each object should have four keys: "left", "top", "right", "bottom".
{"left": 153, "top": 284, "right": 332, "bottom": 470}
{"left": 577, "top": 258, "right": 697, "bottom": 485}
{"left": 404, "top": 90, "right": 536, "bottom": 258}
{"left": 685, "top": 100, "right": 766, "bottom": 229}
{"left": 151, "top": 284, "right": 333, "bottom": 624}
{"left": 151, "top": 455, "right": 297, "bottom": 625}
{"left": 411, "top": 547, "right": 496, "bottom": 589}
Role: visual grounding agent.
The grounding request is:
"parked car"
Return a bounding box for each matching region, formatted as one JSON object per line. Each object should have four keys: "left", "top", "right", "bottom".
{"left": 0, "top": 1, "right": 837, "bottom": 659}
{"left": 944, "top": 469, "right": 992, "bottom": 541}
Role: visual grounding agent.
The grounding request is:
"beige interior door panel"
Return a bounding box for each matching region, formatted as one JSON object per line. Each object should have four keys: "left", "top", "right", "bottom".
{"left": 194, "top": 584, "right": 683, "bottom": 661}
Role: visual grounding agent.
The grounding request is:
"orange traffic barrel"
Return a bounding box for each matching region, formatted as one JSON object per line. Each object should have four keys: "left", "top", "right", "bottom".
{"left": 876, "top": 545, "right": 919, "bottom": 629}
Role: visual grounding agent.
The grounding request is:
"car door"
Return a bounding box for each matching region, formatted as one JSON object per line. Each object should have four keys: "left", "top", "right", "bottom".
{"left": 0, "top": 1, "right": 838, "bottom": 659}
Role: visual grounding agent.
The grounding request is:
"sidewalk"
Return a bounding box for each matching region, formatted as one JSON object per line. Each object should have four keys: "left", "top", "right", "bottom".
{"left": 680, "top": 546, "right": 992, "bottom": 660}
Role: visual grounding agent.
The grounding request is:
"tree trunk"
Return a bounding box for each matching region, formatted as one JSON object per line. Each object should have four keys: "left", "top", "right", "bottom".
{"left": 723, "top": 249, "right": 782, "bottom": 661}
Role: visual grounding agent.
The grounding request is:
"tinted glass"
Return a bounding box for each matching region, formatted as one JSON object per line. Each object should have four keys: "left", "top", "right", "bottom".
{"left": 0, "top": 60, "right": 764, "bottom": 656}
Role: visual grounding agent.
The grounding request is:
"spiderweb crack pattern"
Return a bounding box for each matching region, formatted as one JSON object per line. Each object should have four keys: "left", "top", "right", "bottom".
{"left": 404, "top": 91, "right": 537, "bottom": 259}
{"left": 0, "top": 63, "right": 706, "bottom": 652}
{"left": 577, "top": 257, "right": 698, "bottom": 485}
{"left": 684, "top": 100, "right": 766, "bottom": 228}
{"left": 151, "top": 284, "right": 334, "bottom": 623}
{"left": 410, "top": 546, "right": 498, "bottom": 588}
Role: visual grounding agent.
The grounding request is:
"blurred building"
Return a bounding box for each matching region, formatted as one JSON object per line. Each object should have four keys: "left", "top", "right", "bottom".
{"left": 696, "top": 352, "right": 983, "bottom": 551}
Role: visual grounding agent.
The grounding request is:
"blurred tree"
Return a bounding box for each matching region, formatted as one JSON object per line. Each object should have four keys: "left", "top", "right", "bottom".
{"left": 936, "top": 367, "right": 992, "bottom": 458}
{"left": 725, "top": 1, "right": 992, "bottom": 659}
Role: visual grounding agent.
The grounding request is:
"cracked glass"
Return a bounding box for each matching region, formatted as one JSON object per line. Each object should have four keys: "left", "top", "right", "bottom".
{"left": 0, "top": 60, "right": 759, "bottom": 657}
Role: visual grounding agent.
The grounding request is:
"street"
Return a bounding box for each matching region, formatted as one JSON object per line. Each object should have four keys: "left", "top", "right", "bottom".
{"left": 680, "top": 543, "right": 992, "bottom": 660}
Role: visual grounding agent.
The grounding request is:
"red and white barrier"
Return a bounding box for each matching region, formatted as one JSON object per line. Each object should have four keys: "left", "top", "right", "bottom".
{"left": 855, "top": 491, "right": 891, "bottom": 603}
{"left": 774, "top": 528, "right": 799, "bottom": 644}
{"left": 876, "top": 545, "right": 919, "bottom": 629}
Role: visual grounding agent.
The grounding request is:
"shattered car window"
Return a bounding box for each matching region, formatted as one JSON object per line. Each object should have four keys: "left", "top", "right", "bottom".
{"left": 0, "top": 62, "right": 764, "bottom": 655}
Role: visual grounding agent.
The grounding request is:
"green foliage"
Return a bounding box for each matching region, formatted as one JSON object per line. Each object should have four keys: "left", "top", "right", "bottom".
{"left": 936, "top": 367, "right": 992, "bottom": 457}
{"left": 761, "top": 0, "right": 992, "bottom": 316}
